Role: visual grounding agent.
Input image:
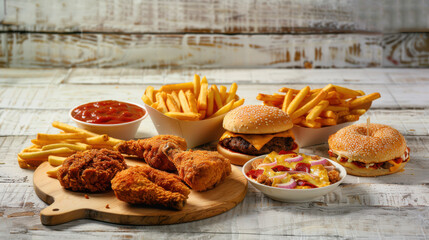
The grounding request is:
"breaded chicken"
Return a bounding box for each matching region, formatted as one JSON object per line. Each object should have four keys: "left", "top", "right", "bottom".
{"left": 163, "top": 143, "right": 231, "bottom": 191}
{"left": 57, "top": 149, "right": 127, "bottom": 192}
{"left": 111, "top": 165, "right": 190, "bottom": 210}
{"left": 115, "top": 135, "right": 186, "bottom": 172}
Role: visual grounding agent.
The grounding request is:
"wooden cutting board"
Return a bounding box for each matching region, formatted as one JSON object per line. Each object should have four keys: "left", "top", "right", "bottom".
{"left": 33, "top": 159, "right": 247, "bottom": 225}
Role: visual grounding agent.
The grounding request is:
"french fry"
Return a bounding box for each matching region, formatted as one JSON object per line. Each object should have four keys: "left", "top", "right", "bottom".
{"left": 340, "top": 114, "right": 360, "bottom": 122}
{"left": 315, "top": 117, "right": 337, "bottom": 126}
{"left": 349, "top": 92, "right": 381, "bottom": 108}
{"left": 185, "top": 90, "right": 198, "bottom": 113}
{"left": 211, "top": 85, "right": 223, "bottom": 110}
{"left": 166, "top": 94, "right": 181, "bottom": 112}
{"left": 193, "top": 74, "right": 201, "bottom": 97}
{"left": 225, "top": 83, "right": 238, "bottom": 104}
{"left": 257, "top": 93, "right": 285, "bottom": 104}
{"left": 156, "top": 92, "right": 169, "bottom": 113}
{"left": 48, "top": 155, "right": 67, "bottom": 166}
{"left": 141, "top": 94, "right": 153, "bottom": 106}
{"left": 350, "top": 109, "right": 367, "bottom": 115}
{"left": 209, "top": 100, "right": 235, "bottom": 118}
{"left": 301, "top": 119, "right": 322, "bottom": 128}
{"left": 46, "top": 166, "right": 61, "bottom": 178}
{"left": 278, "top": 87, "right": 300, "bottom": 94}
{"left": 159, "top": 82, "right": 194, "bottom": 92}
{"left": 287, "top": 86, "right": 310, "bottom": 115}
{"left": 198, "top": 110, "right": 206, "bottom": 119}
{"left": 291, "top": 90, "right": 328, "bottom": 120}
{"left": 320, "top": 110, "right": 337, "bottom": 119}
{"left": 325, "top": 105, "right": 349, "bottom": 112}
{"left": 86, "top": 135, "right": 122, "bottom": 146}
{"left": 292, "top": 116, "right": 304, "bottom": 124}
{"left": 171, "top": 91, "right": 182, "bottom": 111}
{"left": 219, "top": 85, "right": 227, "bottom": 104}
{"left": 197, "top": 77, "right": 208, "bottom": 110}
{"left": 178, "top": 90, "right": 191, "bottom": 113}
{"left": 306, "top": 100, "right": 329, "bottom": 121}
{"left": 145, "top": 86, "right": 155, "bottom": 102}
{"left": 231, "top": 98, "right": 245, "bottom": 110}
{"left": 281, "top": 89, "right": 294, "bottom": 112}
{"left": 18, "top": 147, "right": 75, "bottom": 160}
{"left": 41, "top": 143, "right": 89, "bottom": 151}
{"left": 333, "top": 85, "right": 363, "bottom": 97}
{"left": 206, "top": 88, "right": 215, "bottom": 117}
{"left": 37, "top": 132, "right": 87, "bottom": 141}
{"left": 164, "top": 112, "right": 201, "bottom": 121}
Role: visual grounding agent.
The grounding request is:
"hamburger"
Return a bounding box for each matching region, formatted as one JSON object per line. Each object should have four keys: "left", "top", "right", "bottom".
{"left": 217, "top": 105, "right": 298, "bottom": 166}
{"left": 328, "top": 123, "right": 410, "bottom": 177}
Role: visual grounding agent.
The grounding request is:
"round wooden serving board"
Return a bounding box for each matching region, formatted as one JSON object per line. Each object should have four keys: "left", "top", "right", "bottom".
{"left": 33, "top": 159, "right": 247, "bottom": 226}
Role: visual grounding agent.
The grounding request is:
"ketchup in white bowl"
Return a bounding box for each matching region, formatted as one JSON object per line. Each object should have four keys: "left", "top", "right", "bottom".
{"left": 70, "top": 100, "right": 147, "bottom": 140}
{"left": 71, "top": 100, "right": 146, "bottom": 124}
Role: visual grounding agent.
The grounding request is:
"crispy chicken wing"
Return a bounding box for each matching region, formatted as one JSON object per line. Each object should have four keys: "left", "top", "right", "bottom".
{"left": 163, "top": 143, "right": 231, "bottom": 191}
{"left": 111, "top": 165, "right": 190, "bottom": 210}
{"left": 115, "top": 135, "right": 187, "bottom": 172}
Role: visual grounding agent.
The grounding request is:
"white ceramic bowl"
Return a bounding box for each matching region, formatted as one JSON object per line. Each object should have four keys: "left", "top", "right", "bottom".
{"left": 242, "top": 155, "right": 347, "bottom": 202}
{"left": 69, "top": 101, "right": 148, "bottom": 140}
{"left": 292, "top": 121, "right": 356, "bottom": 147}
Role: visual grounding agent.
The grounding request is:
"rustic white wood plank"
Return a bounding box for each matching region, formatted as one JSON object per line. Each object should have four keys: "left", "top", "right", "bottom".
{"left": 0, "top": 0, "right": 384, "bottom": 33}
{"left": 0, "top": 33, "right": 383, "bottom": 68}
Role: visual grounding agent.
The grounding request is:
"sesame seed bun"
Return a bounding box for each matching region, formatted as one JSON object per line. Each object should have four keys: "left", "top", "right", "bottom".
{"left": 328, "top": 123, "right": 409, "bottom": 177}
{"left": 223, "top": 105, "right": 293, "bottom": 134}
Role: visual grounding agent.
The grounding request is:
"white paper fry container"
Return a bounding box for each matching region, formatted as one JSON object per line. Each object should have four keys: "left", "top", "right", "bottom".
{"left": 145, "top": 104, "right": 226, "bottom": 148}
{"left": 292, "top": 121, "right": 356, "bottom": 147}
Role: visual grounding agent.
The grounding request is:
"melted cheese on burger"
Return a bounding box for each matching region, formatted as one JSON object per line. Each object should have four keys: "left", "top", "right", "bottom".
{"left": 219, "top": 130, "right": 295, "bottom": 150}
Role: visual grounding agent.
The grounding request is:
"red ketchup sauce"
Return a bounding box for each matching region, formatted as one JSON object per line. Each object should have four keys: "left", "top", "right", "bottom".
{"left": 71, "top": 100, "right": 145, "bottom": 124}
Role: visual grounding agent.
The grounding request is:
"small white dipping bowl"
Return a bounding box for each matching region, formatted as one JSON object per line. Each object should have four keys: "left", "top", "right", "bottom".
{"left": 69, "top": 100, "right": 148, "bottom": 140}
{"left": 242, "top": 155, "right": 347, "bottom": 202}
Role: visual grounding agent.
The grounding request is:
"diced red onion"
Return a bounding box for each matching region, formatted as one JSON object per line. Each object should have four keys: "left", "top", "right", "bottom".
{"left": 258, "top": 160, "right": 277, "bottom": 167}
{"left": 324, "top": 166, "right": 335, "bottom": 171}
{"left": 270, "top": 172, "right": 288, "bottom": 179}
{"left": 310, "top": 158, "right": 328, "bottom": 166}
{"left": 285, "top": 155, "right": 303, "bottom": 162}
{"left": 276, "top": 179, "right": 297, "bottom": 189}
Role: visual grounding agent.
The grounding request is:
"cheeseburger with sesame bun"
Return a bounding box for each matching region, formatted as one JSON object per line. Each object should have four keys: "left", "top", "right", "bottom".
{"left": 328, "top": 123, "right": 410, "bottom": 177}
{"left": 217, "top": 105, "right": 298, "bottom": 166}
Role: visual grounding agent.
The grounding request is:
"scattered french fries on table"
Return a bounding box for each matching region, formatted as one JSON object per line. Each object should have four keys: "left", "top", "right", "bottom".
{"left": 17, "top": 121, "right": 123, "bottom": 170}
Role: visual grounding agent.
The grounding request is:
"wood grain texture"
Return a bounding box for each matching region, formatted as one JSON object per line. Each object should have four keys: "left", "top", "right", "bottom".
{"left": 0, "top": 68, "right": 428, "bottom": 238}
{"left": 0, "top": 0, "right": 383, "bottom": 33}
{"left": 0, "top": 33, "right": 383, "bottom": 68}
{"left": 383, "top": 33, "right": 429, "bottom": 67}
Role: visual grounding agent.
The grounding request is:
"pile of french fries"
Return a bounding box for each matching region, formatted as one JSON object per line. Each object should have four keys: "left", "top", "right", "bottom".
{"left": 257, "top": 84, "right": 380, "bottom": 128}
{"left": 18, "top": 121, "right": 123, "bottom": 171}
{"left": 141, "top": 74, "right": 245, "bottom": 120}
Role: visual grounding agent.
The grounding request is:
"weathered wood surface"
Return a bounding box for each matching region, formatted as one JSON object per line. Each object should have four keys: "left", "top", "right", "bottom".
{"left": 1, "top": 0, "right": 428, "bottom": 33}
{"left": 0, "top": 33, "right": 383, "bottom": 68}
{"left": 0, "top": 68, "right": 428, "bottom": 239}
{"left": 0, "top": 0, "right": 384, "bottom": 33}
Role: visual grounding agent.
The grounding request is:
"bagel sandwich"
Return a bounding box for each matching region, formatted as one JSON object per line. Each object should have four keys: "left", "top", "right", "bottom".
{"left": 328, "top": 123, "right": 409, "bottom": 177}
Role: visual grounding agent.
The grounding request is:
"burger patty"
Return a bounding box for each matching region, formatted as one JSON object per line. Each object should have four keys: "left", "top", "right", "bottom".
{"left": 220, "top": 137, "right": 295, "bottom": 156}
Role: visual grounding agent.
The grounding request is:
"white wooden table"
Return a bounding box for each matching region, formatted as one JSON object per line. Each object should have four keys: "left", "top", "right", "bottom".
{"left": 1, "top": 68, "right": 428, "bottom": 239}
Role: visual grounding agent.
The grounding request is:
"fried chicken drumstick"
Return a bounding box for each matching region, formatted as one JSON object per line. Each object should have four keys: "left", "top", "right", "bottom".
{"left": 162, "top": 142, "right": 231, "bottom": 191}
{"left": 115, "top": 135, "right": 187, "bottom": 172}
{"left": 111, "top": 165, "right": 190, "bottom": 210}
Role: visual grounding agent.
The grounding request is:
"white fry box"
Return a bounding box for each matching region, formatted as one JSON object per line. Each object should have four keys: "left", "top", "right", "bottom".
{"left": 145, "top": 104, "right": 226, "bottom": 148}
{"left": 292, "top": 121, "right": 355, "bottom": 147}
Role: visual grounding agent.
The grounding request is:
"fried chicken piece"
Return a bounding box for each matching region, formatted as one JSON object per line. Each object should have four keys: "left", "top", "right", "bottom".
{"left": 115, "top": 135, "right": 187, "bottom": 172}
{"left": 163, "top": 143, "right": 232, "bottom": 191}
{"left": 58, "top": 149, "right": 127, "bottom": 192}
{"left": 111, "top": 165, "right": 190, "bottom": 210}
